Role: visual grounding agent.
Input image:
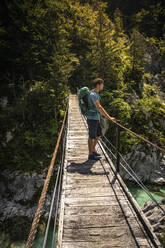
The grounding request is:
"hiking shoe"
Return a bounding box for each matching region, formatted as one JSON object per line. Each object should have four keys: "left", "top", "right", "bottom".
{"left": 93, "top": 151, "right": 101, "bottom": 157}
{"left": 88, "top": 154, "right": 100, "bottom": 160}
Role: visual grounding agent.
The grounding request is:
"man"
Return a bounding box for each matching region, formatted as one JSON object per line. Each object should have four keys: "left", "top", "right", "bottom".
{"left": 87, "top": 78, "right": 116, "bottom": 160}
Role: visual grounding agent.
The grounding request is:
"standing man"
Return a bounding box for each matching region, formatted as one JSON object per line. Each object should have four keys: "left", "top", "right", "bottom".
{"left": 87, "top": 78, "right": 116, "bottom": 160}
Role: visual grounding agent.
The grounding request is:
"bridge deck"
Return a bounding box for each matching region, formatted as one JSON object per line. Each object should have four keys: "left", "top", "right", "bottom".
{"left": 57, "top": 94, "right": 162, "bottom": 248}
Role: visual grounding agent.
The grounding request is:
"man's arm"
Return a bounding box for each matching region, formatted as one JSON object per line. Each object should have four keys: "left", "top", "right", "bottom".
{"left": 93, "top": 100, "right": 116, "bottom": 122}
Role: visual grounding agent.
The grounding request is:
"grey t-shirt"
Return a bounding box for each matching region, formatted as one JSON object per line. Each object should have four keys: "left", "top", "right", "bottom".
{"left": 87, "top": 90, "right": 100, "bottom": 120}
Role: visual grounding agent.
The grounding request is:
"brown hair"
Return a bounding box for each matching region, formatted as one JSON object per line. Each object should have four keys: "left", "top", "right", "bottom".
{"left": 93, "top": 78, "right": 104, "bottom": 87}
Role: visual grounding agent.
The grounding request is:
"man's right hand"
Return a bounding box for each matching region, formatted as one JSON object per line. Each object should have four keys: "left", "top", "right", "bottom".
{"left": 109, "top": 117, "right": 116, "bottom": 122}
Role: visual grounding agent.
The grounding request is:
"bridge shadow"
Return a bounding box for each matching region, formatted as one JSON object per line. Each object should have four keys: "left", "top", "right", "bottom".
{"left": 66, "top": 159, "right": 110, "bottom": 175}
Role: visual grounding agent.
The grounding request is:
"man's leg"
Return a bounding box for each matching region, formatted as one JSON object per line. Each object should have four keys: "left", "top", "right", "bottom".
{"left": 87, "top": 119, "right": 97, "bottom": 156}
{"left": 92, "top": 120, "right": 102, "bottom": 153}
{"left": 92, "top": 136, "right": 101, "bottom": 153}
{"left": 88, "top": 137, "right": 94, "bottom": 155}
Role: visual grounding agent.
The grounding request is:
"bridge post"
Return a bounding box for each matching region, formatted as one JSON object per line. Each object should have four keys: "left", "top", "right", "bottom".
{"left": 116, "top": 123, "right": 121, "bottom": 173}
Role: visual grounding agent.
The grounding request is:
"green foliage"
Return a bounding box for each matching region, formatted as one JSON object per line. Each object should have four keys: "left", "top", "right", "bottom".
{"left": 158, "top": 229, "right": 165, "bottom": 247}
{"left": 0, "top": 0, "right": 74, "bottom": 172}
{"left": 146, "top": 36, "right": 165, "bottom": 58}
{"left": 0, "top": 79, "right": 67, "bottom": 172}
{"left": 0, "top": 217, "right": 31, "bottom": 241}
{"left": 130, "top": 86, "right": 165, "bottom": 148}
{"left": 135, "top": 2, "right": 165, "bottom": 38}
{"left": 109, "top": 98, "right": 131, "bottom": 123}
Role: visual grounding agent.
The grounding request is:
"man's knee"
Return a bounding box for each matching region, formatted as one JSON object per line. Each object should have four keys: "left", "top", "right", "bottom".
{"left": 89, "top": 134, "right": 97, "bottom": 139}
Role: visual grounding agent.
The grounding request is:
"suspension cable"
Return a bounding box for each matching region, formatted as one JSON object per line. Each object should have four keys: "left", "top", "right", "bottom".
{"left": 101, "top": 138, "right": 158, "bottom": 203}
{"left": 26, "top": 98, "right": 69, "bottom": 248}
{"left": 103, "top": 135, "right": 148, "bottom": 183}
{"left": 51, "top": 124, "right": 67, "bottom": 248}
{"left": 107, "top": 118, "right": 165, "bottom": 154}
{"left": 43, "top": 100, "right": 68, "bottom": 248}
{"left": 100, "top": 138, "right": 165, "bottom": 213}
{"left": 102, "top": 134, "right": 164, "bottom": 204}
{"left": 42, "top": 123, "right": 67, "bottom": 248}
{"left": 42, "top": 158, "right": 61, "bottom": 248}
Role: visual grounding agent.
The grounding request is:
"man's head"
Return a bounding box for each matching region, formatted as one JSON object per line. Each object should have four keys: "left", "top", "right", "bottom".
{"left": 93, "top": 78, "right": 104, "bottom": 92}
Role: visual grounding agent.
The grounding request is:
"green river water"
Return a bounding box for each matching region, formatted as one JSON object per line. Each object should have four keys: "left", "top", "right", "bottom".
{"left": 1, "top": 183, "right": 165, "bottom": 247}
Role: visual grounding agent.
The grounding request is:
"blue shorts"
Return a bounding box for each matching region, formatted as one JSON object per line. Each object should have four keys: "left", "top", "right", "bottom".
{"left": 87, "top": 118, "right": 102, "bottom": 139}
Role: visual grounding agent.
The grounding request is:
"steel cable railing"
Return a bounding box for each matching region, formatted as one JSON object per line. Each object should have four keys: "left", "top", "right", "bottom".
{"left": 100, "top": 136, "right": 165, "bottom": 214}
{"left": 51, "top": 122, "right": 67, "bottom": 248}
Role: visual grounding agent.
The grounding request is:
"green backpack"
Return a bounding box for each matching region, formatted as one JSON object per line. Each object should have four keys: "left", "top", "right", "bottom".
{"left": 77, "top": 87, "right": 98, "bottom": 117}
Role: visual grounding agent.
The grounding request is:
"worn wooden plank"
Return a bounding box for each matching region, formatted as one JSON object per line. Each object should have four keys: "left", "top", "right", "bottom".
{"left": 63, "top": 226, "right": 148, "bottom": 242}
{"left": 62, "top": 241, "right": 155, "bottom": 248}
{"left": 64, "top": 195, "right": 129, "bottom": 207}
{"left": 64, "top": 186, "right": 124, "bottom": 198}
{"left": 62, "top": 242, "right": 134, "bottom": 248}
{"left": 62, "top": 243, "right": 152, "bottom": 248}
{"left": 65, "top": 162, "right": 110, "bottom": 170}
{"left": 63, "top": 215, "right": 140, "bottom": 229}
{"left": 64, "top": 204, "right": 135, "bottom": 216}
{"left": 64, "top": 187, "right": 124, "bottom": 197}
{"left": 66, "top": 169, "right": 111, "bottom": 175}
{"left": 66, "top": 176, "right": 119, "bottom": 186}
{"left": 67, "top": 173, "right": 112, "bottom": 180}
{"left": 63, "top": 182, "right": 115, "bottom": 189}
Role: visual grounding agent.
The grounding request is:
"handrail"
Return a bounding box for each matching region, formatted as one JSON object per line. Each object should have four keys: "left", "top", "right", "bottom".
{"left": 110, "top": 118, "right": 165, "bottom": 154}
{"left": 26, "top": 96, "right": 69, "bottom": 248}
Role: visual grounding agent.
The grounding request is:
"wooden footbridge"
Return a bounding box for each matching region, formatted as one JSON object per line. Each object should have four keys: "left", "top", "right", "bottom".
{"left": 26, "top": 94, "right": 164, "bottom": 248}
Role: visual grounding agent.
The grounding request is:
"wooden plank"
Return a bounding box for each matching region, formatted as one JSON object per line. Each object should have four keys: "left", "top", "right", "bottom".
{"left": 66, "top": 176, "right": 119, "bottom": 186}
{"left": 63, "top": 215, "right": 139, "bottom": 229}
{"left": 65, "top": 162, "right": 110, "bottom": 170}
{"left": 65, "top": 192, "right": 125, "bottom": 198}
{"left": 66, "top": 173, "right": 111, "bottom": 178}
{"left": 67, "top": 137, "right": 88, "bottom": 140}
{"left": 62, "top": 226, "right": 148, "bottom": 242}
{"left": 63, "top": 182, "right": 115, "bottom": 189}
{"left": 64, "top": 186, "right": 122, "bottom": 195}
{"left": 66, "top": 169, "right": 111, "bottom": 175}
{"left": 64, "top": 204, "right": 135, "bottom": 216}
{"left": 62, "top": 242, "right": 153, "bottom": 248}
{"left": 64, "top": 196, "right": 129, "bottom": 207}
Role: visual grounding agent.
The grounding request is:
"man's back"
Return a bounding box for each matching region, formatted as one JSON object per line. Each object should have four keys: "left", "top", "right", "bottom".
{"left": 87, "top": 89, "right": 100, "bottom": 120}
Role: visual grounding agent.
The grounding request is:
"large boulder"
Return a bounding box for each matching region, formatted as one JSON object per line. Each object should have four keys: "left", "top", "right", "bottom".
{"left": 120, "top": 143, "right": 165, "bottom": 184}
{"left": 0, "top": 168, "right": 54, "bottom": 222}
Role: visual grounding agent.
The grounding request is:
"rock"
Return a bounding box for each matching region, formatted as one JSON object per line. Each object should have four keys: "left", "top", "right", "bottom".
{"left": 120, "top": 143, "right": 165, "bottom": 184}
{"left": 161, "top": 198, "right": 165, "bottom": 204}
{"left": 159, "top": 119, "right": 165, "bottom": 131}
{"left": 0, "top": 168, "right": 55, "bottom": 222}
{"left": 100, "top": 115, "right": 109, "bottom": 136}
{"left": 142, "top": 201, "right": 157, "bottom": 213}
{"left": 141, "top": 198, "right": 165, "bottom": 239}
{"left": 125, "top": 90, "right": 139, "bottom": 105}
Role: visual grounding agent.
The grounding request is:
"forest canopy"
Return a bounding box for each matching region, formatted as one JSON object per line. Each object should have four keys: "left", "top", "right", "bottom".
{"left": 0, "top": 0, "right": 165, "bottom": 172}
